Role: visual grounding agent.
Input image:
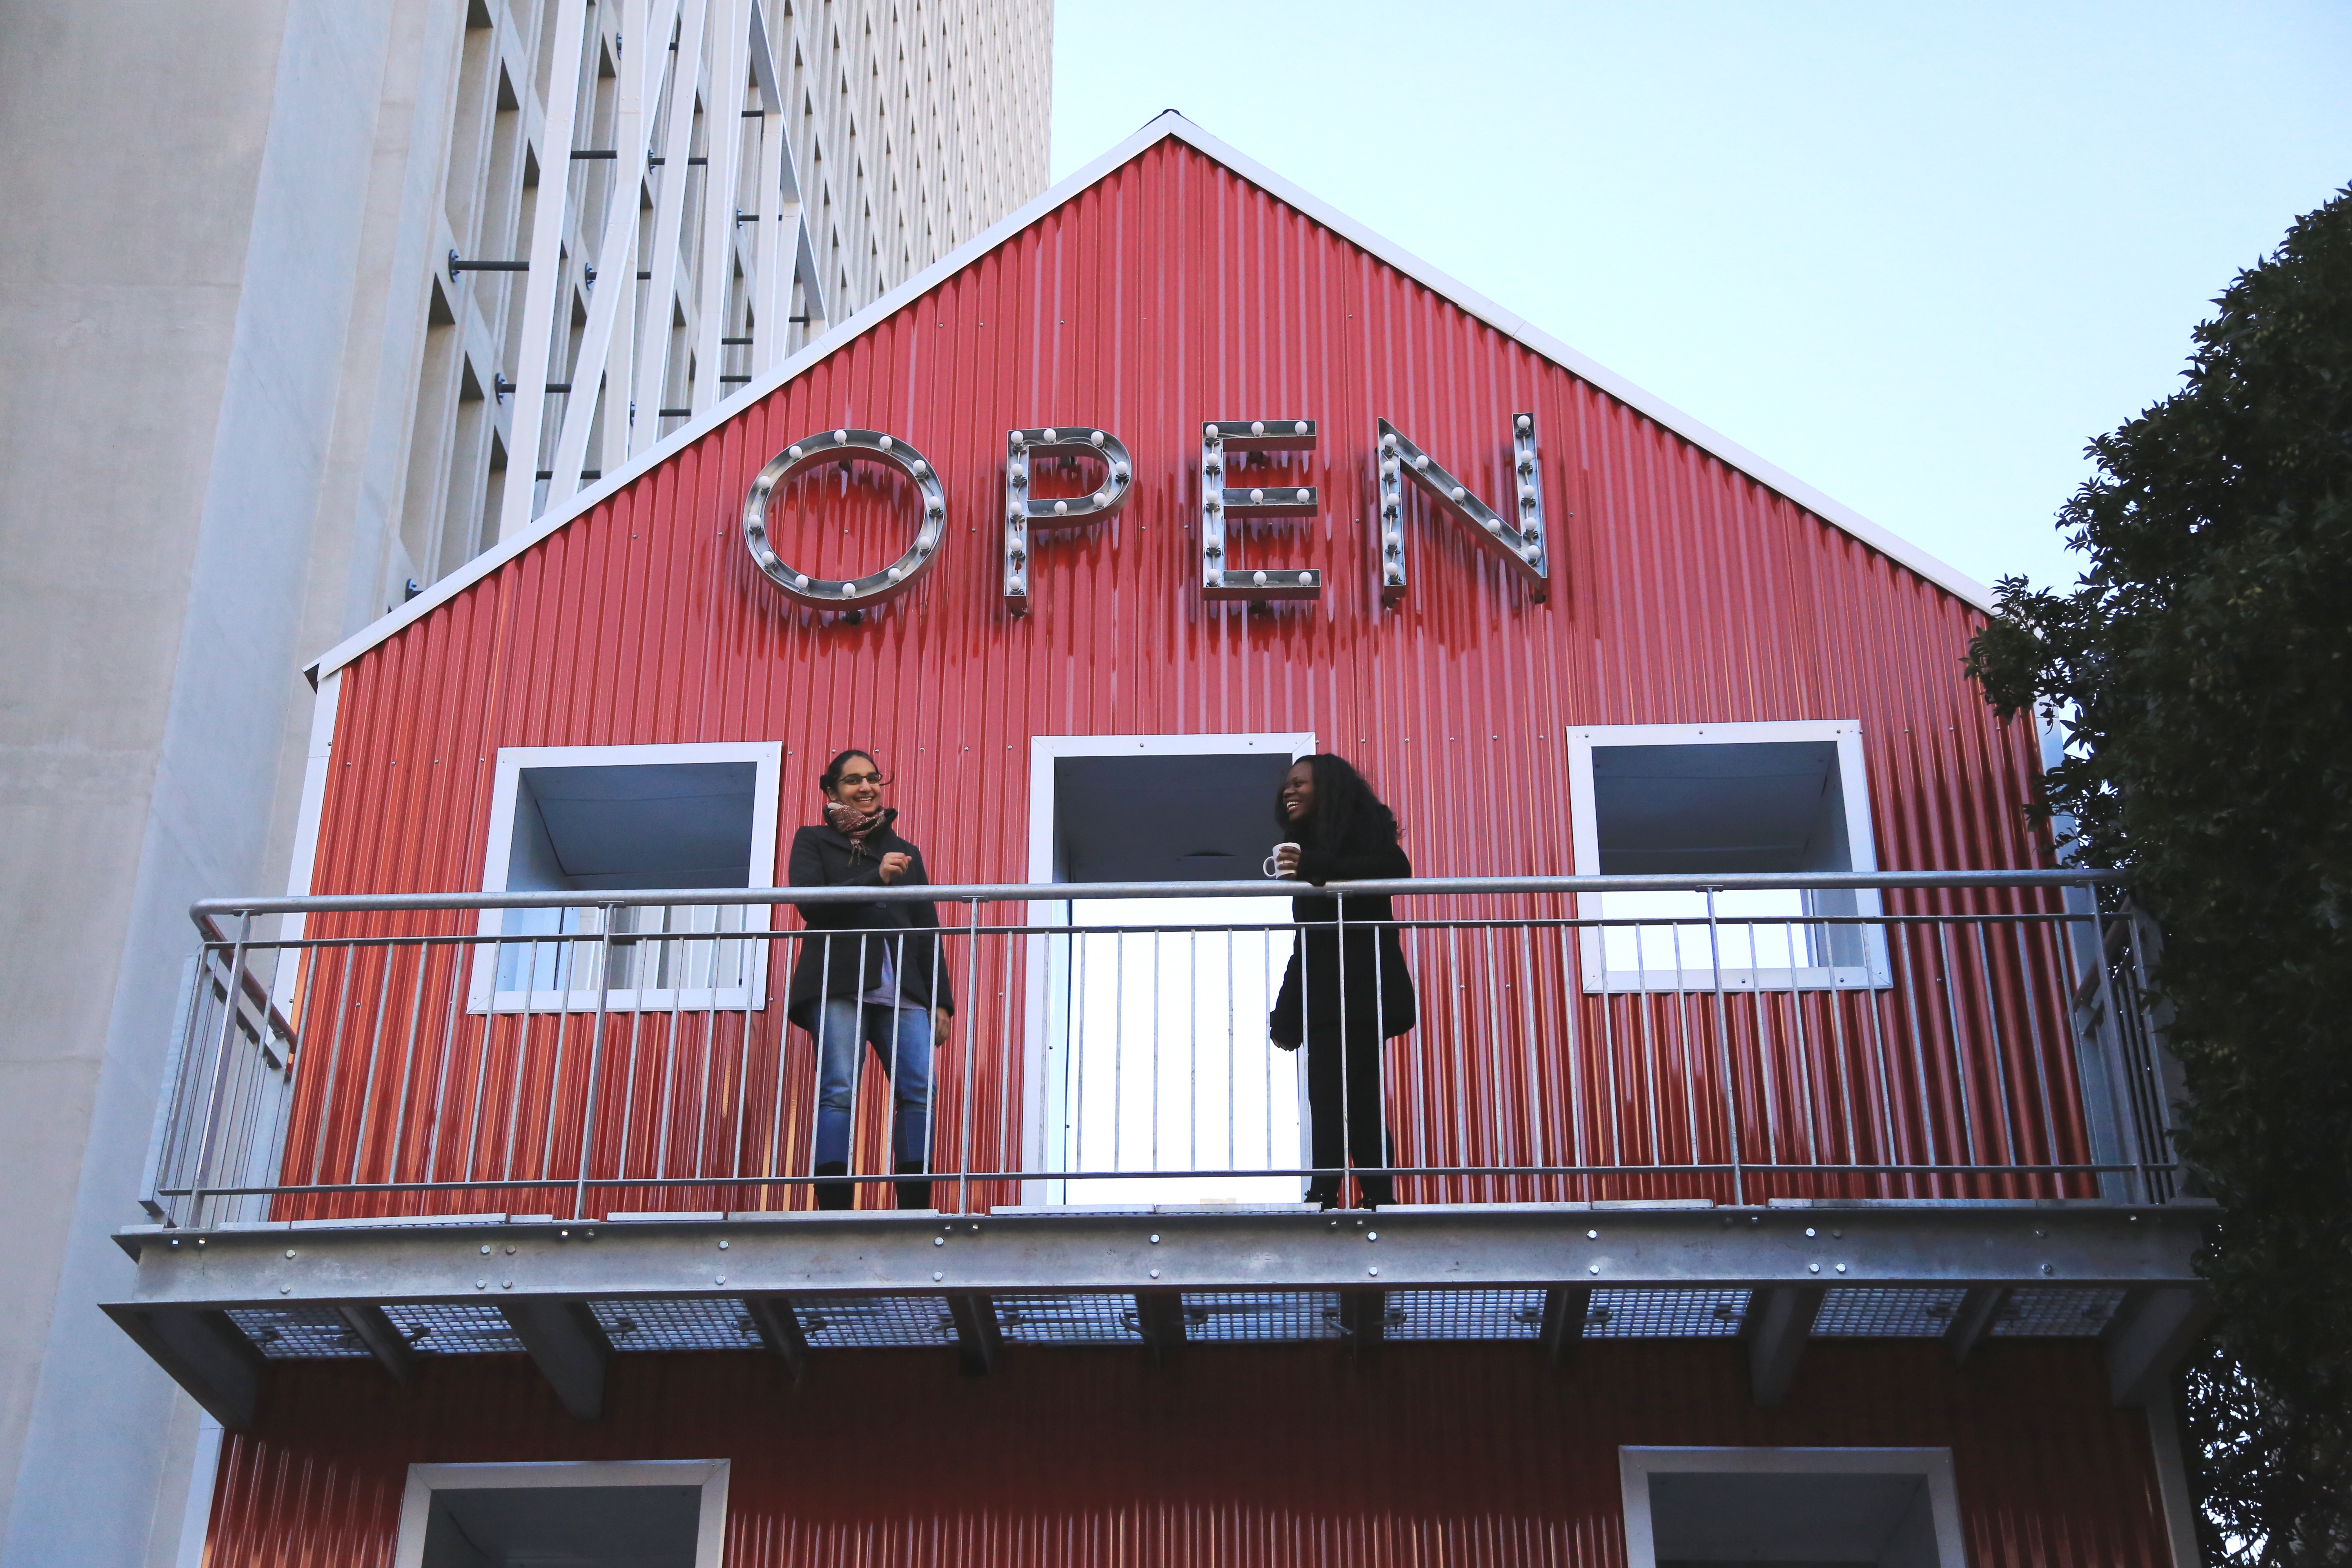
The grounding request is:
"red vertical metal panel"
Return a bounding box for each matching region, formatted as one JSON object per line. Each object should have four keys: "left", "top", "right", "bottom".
{"left": 202, "top": 1343, "right": 2177, "bottom": 1566}
{"left": 290, "top": 140, "right": 2076, "bottom": 1213}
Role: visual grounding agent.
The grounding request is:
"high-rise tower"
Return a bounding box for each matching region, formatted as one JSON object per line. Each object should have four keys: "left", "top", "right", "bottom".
{"left": 0, "top": 4, "right": 1047, "bottom": 1562}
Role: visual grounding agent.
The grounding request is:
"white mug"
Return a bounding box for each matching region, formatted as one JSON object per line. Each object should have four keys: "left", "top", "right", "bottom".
{"left": 1263, "top": 842, "right": 1301, "bottom": 878}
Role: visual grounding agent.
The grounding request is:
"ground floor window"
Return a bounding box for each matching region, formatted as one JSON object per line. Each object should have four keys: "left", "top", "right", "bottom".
{"left": 1619, "top": 1446, "right": 1963, "bottom": 1568}
{"left": 395, "top": 1458, "right": 729, "bottom": 1568}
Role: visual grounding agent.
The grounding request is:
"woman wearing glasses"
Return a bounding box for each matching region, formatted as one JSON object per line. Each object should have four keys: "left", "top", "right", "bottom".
{"left": 1268, "top": 754, "right": 1417, "bottom": 1209}
{"left": 786, "top": 749, "right": 953, "bottom": 1210}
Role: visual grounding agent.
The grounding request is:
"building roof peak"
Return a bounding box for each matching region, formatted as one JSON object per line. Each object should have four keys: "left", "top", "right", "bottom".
{"left": 305, "top": 110, "right": 1987, "bottom": 684}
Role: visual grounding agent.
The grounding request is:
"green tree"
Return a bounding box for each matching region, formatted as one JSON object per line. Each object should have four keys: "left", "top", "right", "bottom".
{"left": 1964, "top": 185, "right": 2352, "bottom": 1564}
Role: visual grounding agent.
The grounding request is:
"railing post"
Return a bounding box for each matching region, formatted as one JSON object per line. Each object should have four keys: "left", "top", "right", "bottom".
{"left": 184, "top": 911, "right": 255, "bottom": 1230}
{"left": 1704, "top": 889, "right": 1744, "bottom": 1207}
{"left": 573, "top": 902, "right": 619, "bottom": 1222}
{"left": 955, "top": 896, "right": 980, "bottom": 1216}
{"left": 139, "top": 956, "right": 205, "bottom": 1223}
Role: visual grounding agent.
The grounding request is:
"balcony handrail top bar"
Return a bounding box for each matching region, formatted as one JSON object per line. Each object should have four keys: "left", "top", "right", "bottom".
{"left": 190, "top": 867, "right": 2120, "bottom": 924}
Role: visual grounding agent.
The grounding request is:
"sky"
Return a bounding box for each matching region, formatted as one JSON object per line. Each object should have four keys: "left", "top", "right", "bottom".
{"left": 1049, "top": 1, "right": 2352, "bottom": 597}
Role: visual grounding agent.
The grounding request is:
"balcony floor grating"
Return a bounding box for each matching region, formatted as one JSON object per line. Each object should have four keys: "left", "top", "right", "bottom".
{"left": 590, "top": 1297, "right": 765, "bottom": 1351}
{"left": 792, "top": 1295, "right": 958, "bottom": 1348}
{"left": 1182, "top": 1290, "right": 1341, "bottom": 1341}
{"left": 1386, "top": 1288, "right": 1547, "bottom": 1341}
{"left": 1812, "top": 1286, "right": 1970, "bottom": 1338}
{"left": 383, "top": 1302, "right": 523, "bottom": 1354}
{"left": 226, "top": 1306, "right": 372, "bottom": 1359}
{"left": 1584, "top": 1288, "right": 1750, "bottom": 1338}
{"left": 994, "top": 1293, "right": 1140, "bottom": 1343}
{"left": 1993, "top": 1287, "right": 2127, "bottom": 1337}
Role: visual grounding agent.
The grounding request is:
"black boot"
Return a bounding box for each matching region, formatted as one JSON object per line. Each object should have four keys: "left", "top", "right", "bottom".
{"left": 894, "top": 1158, "right": 933, "bottom": 1212}
{"left": 814, "top": 1160, "right": 853, "bottom": 1211}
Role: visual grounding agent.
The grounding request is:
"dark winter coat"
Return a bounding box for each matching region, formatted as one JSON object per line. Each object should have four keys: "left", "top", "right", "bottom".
{"left": 784, "top": 810, "right": 953, "bottom": 1031}
{"left": 1269, "top": 838, "right": 1418, "bottom": 1045}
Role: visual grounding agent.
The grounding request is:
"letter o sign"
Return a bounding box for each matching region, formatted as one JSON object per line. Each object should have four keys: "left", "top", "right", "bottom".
{"left": 742, "top": 428, "right": 948, "bottom": 610}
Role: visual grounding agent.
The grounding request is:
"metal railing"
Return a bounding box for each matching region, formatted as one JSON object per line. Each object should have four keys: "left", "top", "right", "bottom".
{"left": 140, "top": 871, "right": 2180, "bottom": 1228}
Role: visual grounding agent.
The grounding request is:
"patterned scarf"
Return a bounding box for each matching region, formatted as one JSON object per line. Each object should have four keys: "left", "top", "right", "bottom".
{"left": 824, "top": 800, "right": 888, "bottom": 862}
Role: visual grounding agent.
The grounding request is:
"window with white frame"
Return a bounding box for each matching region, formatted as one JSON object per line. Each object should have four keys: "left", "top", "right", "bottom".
{"left": 393, "top": 1459, "right": 728, "bottom": 1568}
{"left": 1567, "top": 722, "right": 1891, "bottom": 992}
{"left": 471, "top": 743, "right": 782, "bottom": 1013}
{"left": 1620, "top": 1447, "right": 1964, "bottom": 1568}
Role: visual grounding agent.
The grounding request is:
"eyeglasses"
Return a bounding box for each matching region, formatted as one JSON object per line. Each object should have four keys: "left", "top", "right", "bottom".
{"left": 835, "top": 771, "right": 885, "bottom": 788}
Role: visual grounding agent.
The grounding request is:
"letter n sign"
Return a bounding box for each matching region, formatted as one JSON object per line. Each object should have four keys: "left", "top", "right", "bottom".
{"left": 1375, "top": 414, "right": 1549, "bottom": 604}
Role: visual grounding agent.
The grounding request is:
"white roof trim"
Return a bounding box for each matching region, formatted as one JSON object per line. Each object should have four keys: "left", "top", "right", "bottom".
{"left": 309, "top": 113, "right": 1986, "bottom": 682}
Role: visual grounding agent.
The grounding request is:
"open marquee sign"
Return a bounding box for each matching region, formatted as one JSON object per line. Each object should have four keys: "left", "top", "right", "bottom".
{"left": 742, "top": 414, "right": 1552, "bottom": 615}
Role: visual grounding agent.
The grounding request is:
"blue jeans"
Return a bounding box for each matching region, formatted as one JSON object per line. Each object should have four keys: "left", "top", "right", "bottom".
{"left": 813, "top": 1000, "right": 933, "bottom": 1169}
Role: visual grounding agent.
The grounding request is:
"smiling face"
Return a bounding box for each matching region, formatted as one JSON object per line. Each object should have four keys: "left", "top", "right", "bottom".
{"left": 826, "top": 753, "right": 885, "bottom": 815}
{"left": 1278, "top": 760, "right": 1316, "bottom": 828}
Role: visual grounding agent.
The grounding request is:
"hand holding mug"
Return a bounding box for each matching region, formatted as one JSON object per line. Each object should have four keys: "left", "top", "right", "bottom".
{"left": 1263, "top": 841, "right": 1302, "bottom": 878}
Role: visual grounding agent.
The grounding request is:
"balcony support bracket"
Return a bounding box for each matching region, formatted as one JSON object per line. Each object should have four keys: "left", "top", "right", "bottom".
{"left": 1133, "top": 1288, "right": 1187, "bottom": 1365}
{"left": 102, "top": 1306, "right": 261, "bottom": 1430}
{"left": 744, "top": 1294, "right": 811, "bottom": 1382}
{"left": 501, "top": 1299, "right": 609, "bottom": 1420}
{"left": 1944, "top": 1286, "right": 2008, "bottom": 1366}
{"left": 1339, "top": 1289, "right": 1386, "bottom": 1363}
{"left": 1539, "top": 1286, "right": 1591, "bottom": 1365}
{"left": 338, "top": 1303, "right": 415, "bottom": 1383}
{"left": 2105, "top": 1286, "right": 2215, "bottom": 1408}
{"left": 948, "top": 1293, "right": 1002, "bottom": 1376}
{"left": 1746, "top": 1285, "right": 1826, "bottom": 1406}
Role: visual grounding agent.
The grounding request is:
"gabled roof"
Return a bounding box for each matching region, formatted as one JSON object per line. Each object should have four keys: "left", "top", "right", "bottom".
{"left": 308, "top": 111, "right": 1989, "bottom": 683}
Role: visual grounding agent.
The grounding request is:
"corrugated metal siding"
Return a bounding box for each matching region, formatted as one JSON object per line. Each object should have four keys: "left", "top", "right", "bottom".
{"left": 203, "top": 1342, "right": 2174, "bottom": 1566}
{"left": 292, "top": 140, "right": 2072, "bottom": 1214}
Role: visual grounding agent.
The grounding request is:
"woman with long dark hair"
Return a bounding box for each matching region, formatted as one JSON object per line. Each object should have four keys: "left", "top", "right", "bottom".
{"left": 786, "top": 749, "right": 953, "bottom": 1210}
{"left": 1267, "top": 754, "right": 1417, "bottom": 1209}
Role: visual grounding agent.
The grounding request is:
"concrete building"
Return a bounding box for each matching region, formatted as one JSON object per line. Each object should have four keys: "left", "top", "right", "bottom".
{"left": 0, "top": 2, "right": 1047, "bottom": 1561}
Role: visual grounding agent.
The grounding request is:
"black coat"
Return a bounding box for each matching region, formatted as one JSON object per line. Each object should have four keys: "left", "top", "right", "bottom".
{"left": 784, "top": 811, "right": 953, "bottom": 1031}
{"left": 1270, "top": 839, "right": 1418, "bottom": 1045}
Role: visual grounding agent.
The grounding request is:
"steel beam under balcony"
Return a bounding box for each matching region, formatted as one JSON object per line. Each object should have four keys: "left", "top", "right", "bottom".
{"left": 107, "top": 1202, "right": 2205, "bottom": 1313}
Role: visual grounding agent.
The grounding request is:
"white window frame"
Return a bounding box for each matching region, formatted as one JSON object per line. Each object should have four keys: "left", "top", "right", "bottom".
{"left": 471, "top": 741, "right": 783, "bottom": 1013}
{"left": 1020, "top": 732, "right": 1316, "bottom": 1205}
{"left": 390, "top": 1458, "right": 730, "bottom": 1568}
{"left": 1567, "top": 719, "right": 1892, "bottom": 993}
{"left": 1618, "top": 1446, "right": 1965, "bottom": 1568}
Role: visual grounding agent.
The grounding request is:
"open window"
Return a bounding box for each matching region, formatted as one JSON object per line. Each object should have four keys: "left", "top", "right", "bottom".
{"left": 470, "top": 742, "right": 782, "bottom": 1012}
{"left": 1568, "top": 722, "right": 1891, "bottom": 992}
{"left": 1020, "top": 733, "right": 1313, "bottom": 1206}
{"left": 392, "top": 1459, "right": 728, "bottom": 1568}
{"left": 1620, "top": 1447, "right": 1965, "bottom": 1568}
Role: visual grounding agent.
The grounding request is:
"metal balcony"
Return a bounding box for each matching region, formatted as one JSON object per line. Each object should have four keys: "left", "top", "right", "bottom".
{"left": 107, "top": 873, "right": 2208, "bottom": 1428}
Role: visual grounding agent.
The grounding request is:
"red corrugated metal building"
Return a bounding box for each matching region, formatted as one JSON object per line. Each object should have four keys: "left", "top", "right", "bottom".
{"left": 121, "top": 114, "right": 2207, "bottom": 1568}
